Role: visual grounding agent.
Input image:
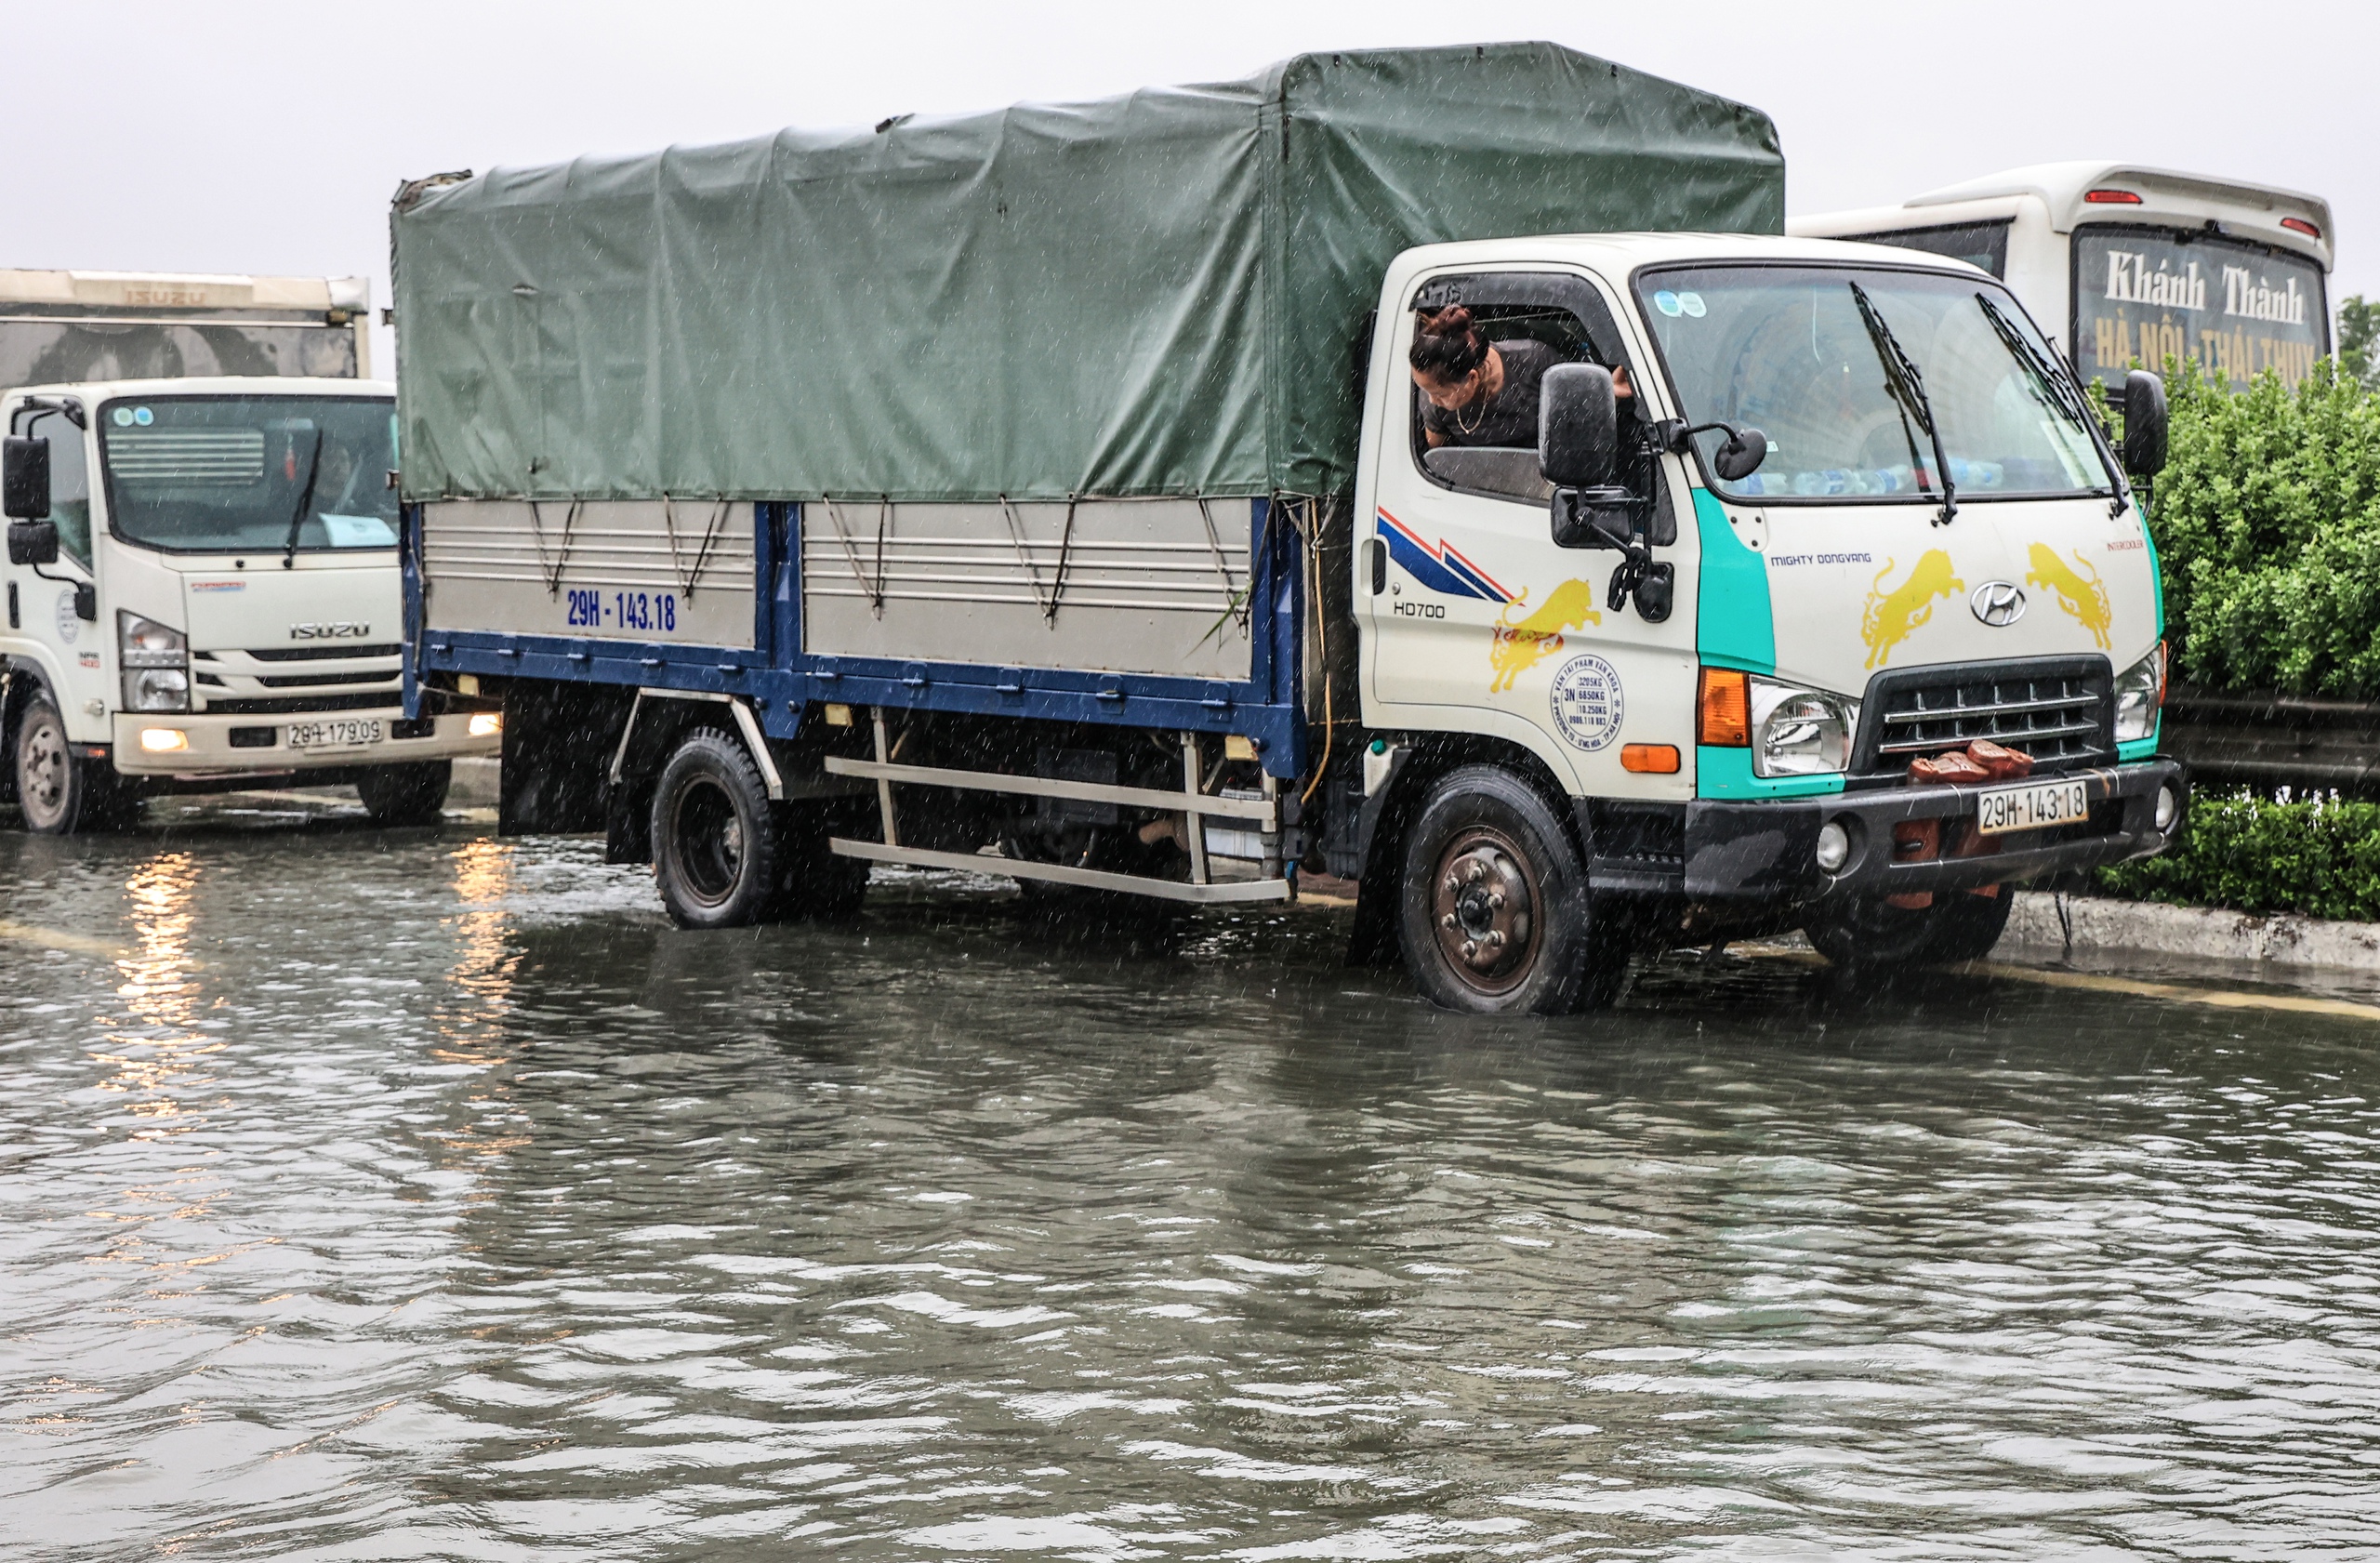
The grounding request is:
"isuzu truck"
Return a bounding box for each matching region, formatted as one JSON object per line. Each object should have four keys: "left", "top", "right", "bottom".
{"left": 0, "top": 271, "right": 498, "bottom": 831}
{"left": 393, "top": 44, "right": 2185, "bottom": 1013}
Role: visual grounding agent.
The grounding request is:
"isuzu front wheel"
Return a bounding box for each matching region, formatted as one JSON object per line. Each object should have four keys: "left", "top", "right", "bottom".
{"left": 12, "top": 691, "right": 137, "bottom": 835}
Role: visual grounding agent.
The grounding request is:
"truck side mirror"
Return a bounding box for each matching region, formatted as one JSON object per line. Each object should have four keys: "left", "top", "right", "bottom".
{"left": 3, "top": 435, "right": 50, "bottom": 521}
{"left": 7, "top": 520, "right": 59, "bottom": 567}
{"left": 1712, "top": 427, "right": 1769, "bottom": 483}
{"left": 1540, "top": 363, "right": 1617, "bottom": 489}
{"left": 2123, "top": 369, "right": 2168, "bottom": 478}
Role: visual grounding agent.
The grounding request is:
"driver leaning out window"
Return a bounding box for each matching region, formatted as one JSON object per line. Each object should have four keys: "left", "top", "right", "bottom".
{"left": 1411, "top": 304, "right": 1634, "bottom": 448}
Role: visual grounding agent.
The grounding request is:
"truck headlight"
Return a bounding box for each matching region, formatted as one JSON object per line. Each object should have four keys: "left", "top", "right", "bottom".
{"left": 118, "top": 611, "right": 189, "bottom": 713}
{"left": 124, "top": 668, "right": 191, "bottom": 713}
{"left": 2114, "top": 642, "right": 2164, "bottom": 743}
{"left": 1750, "top": 678, "right": 1859, "bottom": 777}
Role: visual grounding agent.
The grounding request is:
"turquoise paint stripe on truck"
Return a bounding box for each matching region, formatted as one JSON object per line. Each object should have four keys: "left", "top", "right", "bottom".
{"left": 1697, "top": 745, "right": 1846, "bottom": 799}
{"left": 1692, "top": 487, "right": 1773, "bottom": 674}
{"left": 1691, "top": 487, "right": 1831, "bottom": 799}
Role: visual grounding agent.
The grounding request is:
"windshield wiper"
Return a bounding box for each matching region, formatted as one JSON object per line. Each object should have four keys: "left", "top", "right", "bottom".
{"left": 1848, "top": 281, "right": 1956, "bottom": 527}
{"left": 280, "top": 427, "right": 324, "bottom": 569}
{"left": 1975, "top": 291, "right": 2130, "bottom": 518}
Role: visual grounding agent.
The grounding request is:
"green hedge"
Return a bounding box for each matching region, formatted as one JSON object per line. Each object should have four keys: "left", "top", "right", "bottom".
{"left": 2147, "top": 360, "right": 2380, "bottom": 696}
{"left": 2096, "top": 789, "right": 2380, "bottom": 921}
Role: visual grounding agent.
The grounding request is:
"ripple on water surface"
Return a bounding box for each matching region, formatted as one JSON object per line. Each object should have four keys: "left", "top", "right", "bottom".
{"left": 2, "top": 816, "right": 2378, "bottom": 1559}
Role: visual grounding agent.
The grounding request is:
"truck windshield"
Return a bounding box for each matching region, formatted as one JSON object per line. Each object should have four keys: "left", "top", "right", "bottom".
{"left": 99, "top": 394, "right": 398, "bottom": 553}
{"left": 1636, "top": 266, "right": 2108, "bottom": 504}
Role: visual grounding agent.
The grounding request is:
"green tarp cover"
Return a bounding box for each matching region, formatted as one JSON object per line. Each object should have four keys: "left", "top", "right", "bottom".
{"left": 392, "top": 42, "right": 1781, "bottom": 503}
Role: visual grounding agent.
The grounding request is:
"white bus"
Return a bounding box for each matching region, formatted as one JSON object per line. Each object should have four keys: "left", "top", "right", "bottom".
{"left": 1791, "top": 163, "right": 2333, "bottom": 395}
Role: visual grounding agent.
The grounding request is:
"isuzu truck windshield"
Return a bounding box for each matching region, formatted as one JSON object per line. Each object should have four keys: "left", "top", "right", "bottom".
{"left": 98, "top": 393, "right": 398, "bottom": 554}
{"left": 1637, "top": 266, "right": 2109, "bottom": 504}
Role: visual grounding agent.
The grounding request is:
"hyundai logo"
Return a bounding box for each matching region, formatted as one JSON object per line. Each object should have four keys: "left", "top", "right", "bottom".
{"left": 1969, "top": 581, "right": 2026, "bottom": 628}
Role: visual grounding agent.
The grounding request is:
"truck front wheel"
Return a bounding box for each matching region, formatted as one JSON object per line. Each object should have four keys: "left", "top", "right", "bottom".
{"left": 13, "top": 691, "right": 136, "bottom": 835}
{"left": 1396, "top": 765, "right": 1620, "bottom": 1015}
{"left": 358, "top": 761, "right": 452, "bottom": 827}
{"left": 651, "top": 729, "right": 785, "bottom": 929}
{"left": 1804, "top": 888, "right": 2014, "bottom": 974}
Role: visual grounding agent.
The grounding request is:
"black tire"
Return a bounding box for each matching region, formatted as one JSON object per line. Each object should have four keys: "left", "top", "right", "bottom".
{"left": 1395, "top": 764, "right": 1621, "bottom": 1015}
{"left": 1804, "top": 887, "right": 2015, "bottom": 973}
{"left": 357, "top": 761, "right": 452, "bottom": 827}
{"left": 12, "top": 689, "right": 138, "bottom": 834}
{"left": 652, "top": 729, "right": 785, "bottom": 929}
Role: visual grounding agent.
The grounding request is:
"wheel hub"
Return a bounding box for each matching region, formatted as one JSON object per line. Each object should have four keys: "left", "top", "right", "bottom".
{"left": 20, "top": 718, "right": 68, "bottom": 820}
{"left": 1431, "top": 831, "right": 1538, "bottom": 992}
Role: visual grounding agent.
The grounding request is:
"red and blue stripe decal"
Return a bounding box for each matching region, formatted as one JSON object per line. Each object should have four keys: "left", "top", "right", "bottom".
{"left": 1375, "top": 508, "right": 1512, "bottom": 604}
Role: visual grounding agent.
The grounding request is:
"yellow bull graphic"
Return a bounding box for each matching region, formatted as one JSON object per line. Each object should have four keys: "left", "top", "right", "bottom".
{"left": 2026, "top": 543, "right": 2113, "bottom": 649}
{"left": 1489, "top": 579, "right": 1602, "bottom": 692}
{"left": 1860, "top": 550, "right": 1964, "bottom": 669}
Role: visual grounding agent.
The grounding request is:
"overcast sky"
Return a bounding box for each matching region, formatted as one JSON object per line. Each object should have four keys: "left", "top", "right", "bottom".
{"left": 9, "top": 0, "right": 2367, "bottom": 378}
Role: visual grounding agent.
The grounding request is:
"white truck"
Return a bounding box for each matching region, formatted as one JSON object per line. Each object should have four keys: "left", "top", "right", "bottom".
{"left": 391, "top": 47, "right": 2188, "bottom": 1012}
{"left": 2, "top": 371, "right": 499, "bottom": 831}
{"left": 1789, "top": 163, "right": 2334, "bottom": 395}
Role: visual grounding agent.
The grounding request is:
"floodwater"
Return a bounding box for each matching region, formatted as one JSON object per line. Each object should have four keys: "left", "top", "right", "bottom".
{"left": 6, "top": 796, "right": 2380, "bottom": 1561}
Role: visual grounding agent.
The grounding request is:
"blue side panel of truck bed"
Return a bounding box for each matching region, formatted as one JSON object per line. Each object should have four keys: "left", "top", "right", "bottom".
{"left": 404, "top": 499, "right": 1309, "bottom": 777}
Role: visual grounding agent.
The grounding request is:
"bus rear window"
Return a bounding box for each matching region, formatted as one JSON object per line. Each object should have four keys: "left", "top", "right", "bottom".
{"left": 2072, "top": 225, "right": 2327, "bottom": 393}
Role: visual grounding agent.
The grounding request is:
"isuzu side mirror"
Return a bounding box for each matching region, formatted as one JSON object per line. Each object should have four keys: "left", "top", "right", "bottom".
{"left": 7, "top": 519, "right": 59, "bottom": 567}
{"left": 2123, "top": 369, "right": 2168, "bottom": 478}
{"left": 1539, "top": 363, "right": 1617, "bottom": 489}
{"left": 3, "top": 435, "right": 50, "bottom": 521}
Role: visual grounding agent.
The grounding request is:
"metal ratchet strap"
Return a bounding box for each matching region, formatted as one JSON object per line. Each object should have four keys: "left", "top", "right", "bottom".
{"left": 998, "top": 494, "right": 1052, "bottom": 618}
{"left": 527, "top": 498, "right": 580, "bottom": 598}
{"left": 821, "top": 496, "right": 887, "bottom": 618}
{"left": 1044, "top": 495, "right": 1079, "bottom": 624}
{"left": 1195, "top": 496, "right": 1248, "bottom": 629}
{"left": 663, "top": 496, "right": 732, "bottom": 600}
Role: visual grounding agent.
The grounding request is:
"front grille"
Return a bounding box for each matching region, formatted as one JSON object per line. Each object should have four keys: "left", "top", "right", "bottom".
{"left": 243, "top": 643, "right": 402, "bottom": 661}
{"left": 198, "top": 692, "right": 403, "bottom": 715}
{"left": 1852, "top": 656, "right": 2114, "bottom": 782}
{"left": 253, "top": 670, "right": 400, "bottom": 689}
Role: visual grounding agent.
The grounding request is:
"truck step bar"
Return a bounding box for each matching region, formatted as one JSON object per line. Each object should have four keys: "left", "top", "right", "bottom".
{"left": 826, "top": 838, "right": 1292, "bottom": 903}
{"left": 828, "top": 706, "right": 1292, "bottom": 904}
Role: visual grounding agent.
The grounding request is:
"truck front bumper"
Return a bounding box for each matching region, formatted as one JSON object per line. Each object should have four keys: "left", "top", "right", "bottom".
{"left": 1683, "top": 759, "right": 2187, "bottom": 903}
{"left": 112, "top": 709, "right": 499, "bottom": 779}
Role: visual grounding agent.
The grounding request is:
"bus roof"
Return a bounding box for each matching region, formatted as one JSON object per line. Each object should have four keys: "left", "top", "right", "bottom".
{"left": 1794, "top": 162, "right": 2332, "bottom": 270}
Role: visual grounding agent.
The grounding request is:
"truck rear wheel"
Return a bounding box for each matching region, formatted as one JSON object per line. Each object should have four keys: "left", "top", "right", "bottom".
{"left": 1396, "top": 764, "right": 1620, "bottom": 1015}
{"left": 652, "top": 729, "right": 785, "bottom": 929}
{"left": 1804, "top": 888, "right": 2014, "bottom": 973}
{"left": 13, "top": 691, "right": 137, "bottom": 835}
{"left": 357, "top": 761, "right": 452, "bottom": 827}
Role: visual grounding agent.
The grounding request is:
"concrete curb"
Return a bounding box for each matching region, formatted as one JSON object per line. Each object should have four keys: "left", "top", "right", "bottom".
{"left": 2006, "top": 892, "right": 2380, "bottom": 973}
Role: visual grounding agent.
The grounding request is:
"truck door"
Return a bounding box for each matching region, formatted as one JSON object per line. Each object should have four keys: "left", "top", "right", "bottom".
{"left": 3, "top": 401, "right": 102, "bottom": 726}
{"left": 1363, "top": 271, "right": 1697, "bottom": 793}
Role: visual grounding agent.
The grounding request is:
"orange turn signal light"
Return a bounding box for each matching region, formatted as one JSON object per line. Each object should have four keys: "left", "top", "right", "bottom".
{"left": 1621, "top": 743, "right": 1680, "bottom": 774}
{"left": 1698, "top": 668, "right": 1750, "bottom": 747}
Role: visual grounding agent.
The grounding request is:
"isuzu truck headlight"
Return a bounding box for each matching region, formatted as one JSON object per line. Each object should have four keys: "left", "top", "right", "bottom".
{"left": 2114, "top": 642, "right": 2165, "bottom": 743}
{"left": 119, "top": 611, "right": 190, "bottom": 714}
{"left": 1750, "top": 678, "right": 1859, "bottom": 777}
